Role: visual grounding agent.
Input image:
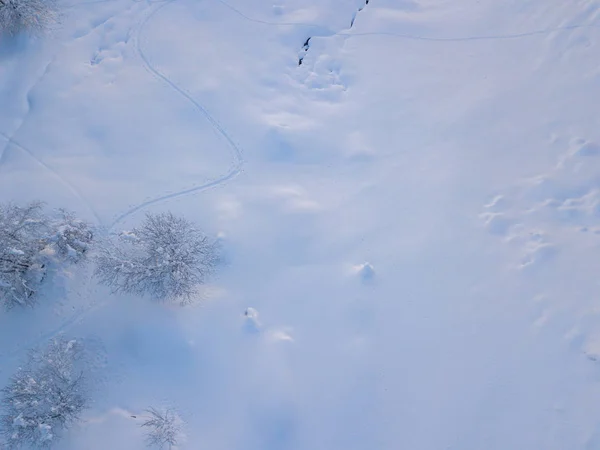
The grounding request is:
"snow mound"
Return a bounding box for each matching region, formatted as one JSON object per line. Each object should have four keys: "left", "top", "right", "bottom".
{"left": 351, "top": 262, "right": 375, "bottom": 282}
{"left": 243, "top": 307, "right": 261, "bottom": 334}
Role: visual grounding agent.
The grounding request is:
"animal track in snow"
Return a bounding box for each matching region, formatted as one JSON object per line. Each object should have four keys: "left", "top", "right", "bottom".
{"left": 90, "top": 22, "right": 132, "bottom": 69}
{"left": 480, "top": 137, "right": 600, "bottom": 268}
{"left": 300, "top": 52, "right": 347, "bottom": 95}
{"left": 527, "top": 138, "right": 600, "bottom": 228}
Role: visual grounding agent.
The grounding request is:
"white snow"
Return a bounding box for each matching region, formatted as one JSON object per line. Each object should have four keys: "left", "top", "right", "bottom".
{"left": 2, "top": 0, "right": 600, "bottom": 448}
{"left": 12, "top": 414, "right": 27, "bottom": 428}
{"left": 38, "top": 423, "right": 53, "bottom": 443}
{"left": 243, "top": 307, "right": 261, "bottom": 334}
{"left": 352, "top": 261, "right": 375, "bottom": 282}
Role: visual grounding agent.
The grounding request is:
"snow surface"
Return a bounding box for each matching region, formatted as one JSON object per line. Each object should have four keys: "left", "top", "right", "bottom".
{"left": 2, "top": 0, "right": 600, "bottom": 448}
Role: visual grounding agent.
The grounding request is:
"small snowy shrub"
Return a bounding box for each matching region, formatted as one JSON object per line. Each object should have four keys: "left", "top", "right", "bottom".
{"left": 95, "top": 212, "right": 218, "bottom": 303}
{"left": 0, "top": 0, "right": 58, "bottom": 36}
{"left": 0, "top": 338, "right": 88, "bottom": 448}
{"left": 140, "top": 407, "right": 183, "bottom": 450}
{"left": 0, "top": 201, "right": 93, "bottom": 309}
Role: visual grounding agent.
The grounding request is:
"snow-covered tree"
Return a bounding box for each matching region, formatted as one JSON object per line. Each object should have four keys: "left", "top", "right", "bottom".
{"left": 0, "top": 0, "right": 58, "bottom": 36}
{"left": 0, "top": 338, "right": 88, "bottom": 449}
{"left": 47, "top": 209, "right": 94, "bottom": 264}
{"left": 0, "top": 202, "right": 93, "bottom": 309}
{"left": 140, "top": 407, "right": 183, "bottom": 450}
{"left": 0, "top": 202, "right": 49, "bottom": 309}
{"left": 95, "top": 212, "right": 218, "bottom": 304}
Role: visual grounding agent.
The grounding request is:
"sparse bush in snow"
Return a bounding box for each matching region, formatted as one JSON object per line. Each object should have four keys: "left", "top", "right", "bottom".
{"left": 0, "top": 202, "right": 93, "bottom": 309}
{"left": 141, "top": 407, "right": 183, "bottom": 450}
{"left": 0, "top": 338, "right": 88, "bottom": 449}
{"left": 95, "top": 212, "right": 218, "bottom": 303}
{"left": 0, "top": 0, "right": 58, "bottom": 36}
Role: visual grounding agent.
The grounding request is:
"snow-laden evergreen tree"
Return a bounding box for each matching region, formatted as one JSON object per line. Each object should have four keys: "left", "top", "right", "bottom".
{"left": 95, "top": 212, "right": 218, "bottom": 303}
{"left": 0, "top": 202, "right": 93, "bottom": 309}
{"left": 0, "top": 338, "right": 88, "bottom": 448}
{"left": 141, "top": 407, "right": 183, "bottom": 450}
{"left": 0, "top": 0, "right": 57, "bottom": 36}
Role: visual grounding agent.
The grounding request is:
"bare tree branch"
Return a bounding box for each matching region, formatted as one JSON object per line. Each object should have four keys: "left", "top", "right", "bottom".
{"left": 140, "top": 407, "right": 183, "bottom": 450}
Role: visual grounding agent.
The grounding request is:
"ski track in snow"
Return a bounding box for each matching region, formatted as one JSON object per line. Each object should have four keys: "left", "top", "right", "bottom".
{"left": 108, "top": 0, "right": 244, "bottom": 230}
{"left": 2, "top": 0, "right": 245, "bottom": 360}
{"left": 0, "top": 132, "right": 102, "bottom": 225}
{"left": 3, "top": 0, "right": 598, "bottom": 362}
{"left": 215, "top": 0, "right": 600, "bottom": 42}
{"left": 0, "top": 58, "right": 54, "bottom": 163}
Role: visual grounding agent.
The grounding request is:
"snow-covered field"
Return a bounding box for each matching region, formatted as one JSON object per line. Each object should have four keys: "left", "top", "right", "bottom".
{"left": 2, "top": 0, "right": 600, "bottom": 448}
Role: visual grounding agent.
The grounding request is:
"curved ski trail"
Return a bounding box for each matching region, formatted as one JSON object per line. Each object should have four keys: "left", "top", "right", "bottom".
{"left": 110, "top": 0, "right": 244, "bottom": 229}
{"left": 6, "top": 0, "right": 244, "bottom": 359}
